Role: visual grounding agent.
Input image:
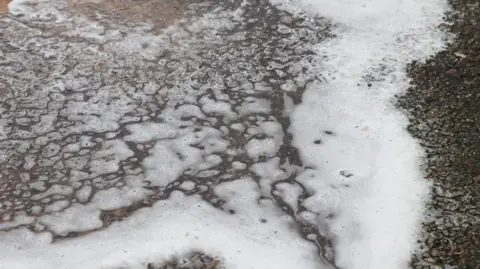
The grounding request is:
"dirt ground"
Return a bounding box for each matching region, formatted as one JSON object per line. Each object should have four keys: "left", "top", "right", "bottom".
{"left": 0, "top": 0, "right": 11, "bottom": 13}
{"left": 67, "top": 0, "right": 196, "bottom": 28}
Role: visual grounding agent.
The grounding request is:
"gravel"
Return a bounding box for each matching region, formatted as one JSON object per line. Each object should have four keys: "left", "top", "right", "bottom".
{"left": 146, "top": 252, "right": 222, "bottom": 269}
{"left": 397, "top": 0, "right": 480, "bottom": 268}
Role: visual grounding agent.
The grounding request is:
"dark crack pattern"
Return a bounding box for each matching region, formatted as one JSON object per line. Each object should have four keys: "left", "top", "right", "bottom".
{"left": 0, "top": 0, "right": 337, "bottom": 266}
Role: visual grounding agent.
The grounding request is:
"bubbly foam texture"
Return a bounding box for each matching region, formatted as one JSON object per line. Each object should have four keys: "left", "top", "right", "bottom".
{"left": 0, "top": 0, "right": 448, "bottom": 268}
{"left": 288, "top": 0, "right": 448, "bottom": 268}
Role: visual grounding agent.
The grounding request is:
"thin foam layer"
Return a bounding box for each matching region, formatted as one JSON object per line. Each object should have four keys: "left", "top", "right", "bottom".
{"left": 0, "top": 179, "right": 322, "bottom": 269}
{"left": 287, "top": 0, "right": 449, "bottom": 268}
{"left": 0, "top": 0, "right": 449, "bottom": 268}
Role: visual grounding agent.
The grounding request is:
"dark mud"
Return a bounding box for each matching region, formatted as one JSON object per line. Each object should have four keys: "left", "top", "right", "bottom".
{"left": 397, "top": 0, "right": 480, "bottom": 268}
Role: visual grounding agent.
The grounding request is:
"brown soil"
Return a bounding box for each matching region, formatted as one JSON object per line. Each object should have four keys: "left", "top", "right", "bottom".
{"left": 0, "top": 0, "right": 11, "bottom": 13}
{"left": 67, "top": 0, "right": 200, "bottom": 28}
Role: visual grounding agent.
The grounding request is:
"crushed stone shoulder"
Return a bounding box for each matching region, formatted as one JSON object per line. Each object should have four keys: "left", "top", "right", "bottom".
{"left": 398, "top": 0, "right": 480, "bottom": 268}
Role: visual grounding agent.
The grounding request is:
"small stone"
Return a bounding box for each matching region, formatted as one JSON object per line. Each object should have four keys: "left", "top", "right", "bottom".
{"left": 340, "top": 170, "right": 353, "bottom": 178}
{"left": 454, "top": 52, "right": 467, "bottom": 58}
{"left": 446, "top": 69, "right": 458, "bottom": 75}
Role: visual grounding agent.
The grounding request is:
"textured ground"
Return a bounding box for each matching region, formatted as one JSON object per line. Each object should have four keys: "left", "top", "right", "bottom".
{"left": 0, "top": 0, "right": 460, "bottom": 268}
{"left": 398, "top": 0, "right": 480, "bottom": 268}
{"left": 0, "top": 0, "right": 335, "bottom": 267}
{"left": 148, "top": 252, "right": 222, "bottom": 269}
{"left": 0, "top": 0, "right": 11, "bottom": 13}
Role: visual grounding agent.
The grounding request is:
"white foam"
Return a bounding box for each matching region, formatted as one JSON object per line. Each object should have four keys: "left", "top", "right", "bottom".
{"left": 274, "top": 182, "right": 303, "bottom": 212}
{"left": 286, "top": 0, "right": 448, "bottom": 268}
{"left": 250, "top": 158, "right": 288, "bottom": 198}
{"left": 75, "top": 185, "right": 92, "bottom": 203}
{"left": 91, "top": 187, "right": 143, "bottom": 211}
{"left": 31, "top": 184, "right": 73, "bottom": 200}
{"left": 245, "top": 138, "right": 279, "bottom": 159}
{"left": 44, "top": 200, "right": 70, "bottom": 213}
{"left": 89, "top": 139, "right": 134, "bottom": 175}
{"left": 143, "top": 141, "right": 188, "bottom": 187}
{"left": 38, "top": 203, "right": 102, "bottom": 236}
{"left": 179, "top": 181, "right": 196, "bottom": 191}
{"left": 0, "top": 0, "right": 448, "bottom": 268}
{"left": 237, "top": 97, "right": 271, "bottom": 116}
{"left": 0, "top": 179, "right": 323, "bottom": 269}
{"left": 231, "top": 161, "right": 247, "bottom": 170}
{"left": 125, "top": 122, "right": 178, "bottom": 143}
{"left": 200, "top": 97, "right": 237, "bottom": 121}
